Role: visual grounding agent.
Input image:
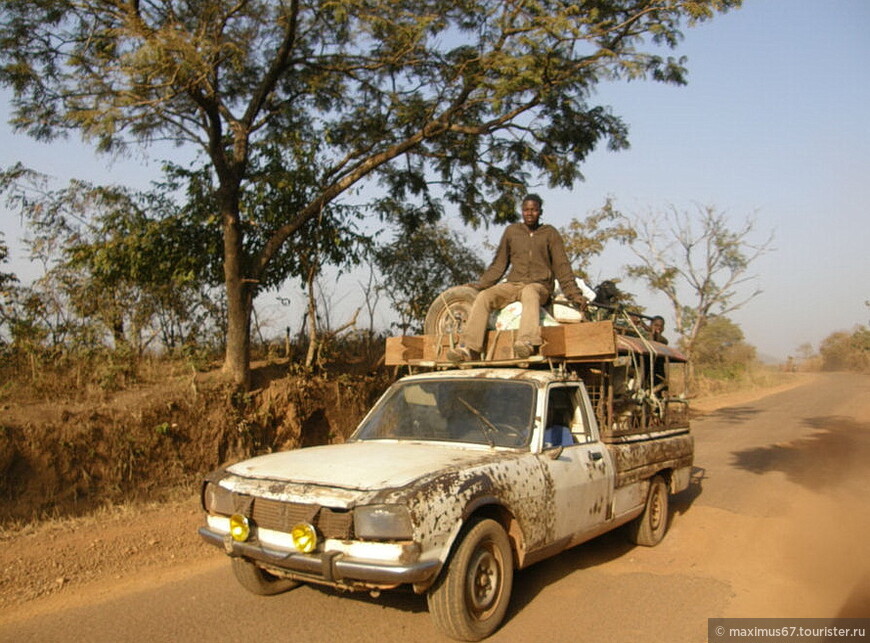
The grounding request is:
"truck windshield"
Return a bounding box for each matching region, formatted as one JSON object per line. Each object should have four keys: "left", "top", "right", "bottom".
{"left": 354, "top": 379, "right": 535, "bottom": 448}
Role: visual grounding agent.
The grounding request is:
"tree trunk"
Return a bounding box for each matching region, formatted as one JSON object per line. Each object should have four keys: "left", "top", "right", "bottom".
{"left": 685, "top": 358, "right": 696, "bottom": 395}
{"left": 682, "top": 341, "right": 696, "bottom": 396}
{"left": 110, "top": 316, "right": 126, "bottom": 351}
{"left": 304, "top": 264, "right": 318, "bottom": 368}
{"left": 222, "top": 202, "right": 252, "bottom": 390}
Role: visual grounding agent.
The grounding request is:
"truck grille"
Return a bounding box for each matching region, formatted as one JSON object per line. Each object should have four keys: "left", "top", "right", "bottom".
{"left": 250, "top": 496, "right": 354, "bottom": 539}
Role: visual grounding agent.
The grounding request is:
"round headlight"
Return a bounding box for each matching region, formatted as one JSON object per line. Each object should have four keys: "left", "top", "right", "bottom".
{"left": 229, "top": 514, "right": 250, "bottom": 542}
{"left": 290, "top": 522, "right": 317, "bottom": 553}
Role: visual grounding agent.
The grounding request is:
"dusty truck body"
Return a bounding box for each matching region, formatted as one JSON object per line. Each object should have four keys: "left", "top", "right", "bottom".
{"left": 199, "top": 320, "right": 693, "bottom": 641}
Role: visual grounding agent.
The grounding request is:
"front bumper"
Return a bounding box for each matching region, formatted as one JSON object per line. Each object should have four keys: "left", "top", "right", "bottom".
{"left": 199, "top": 526, "right": 441, "bottom": 587}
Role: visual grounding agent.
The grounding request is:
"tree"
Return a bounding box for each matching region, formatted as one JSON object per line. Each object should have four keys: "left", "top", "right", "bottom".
{"left": 561, "top": 199, "right": 636, "bottom": 283}
{"left": 690, "top": 315, "right": 755, "bottom": 379}
{"left": 375, "top": 224, "right": 484, "bottom": 333}
{"left": 625, "top": 204, "right": 773, "bottom": 382}
{"left": 297, "top": 232, "right": 366, "bottom": 369}
{"left": 0, "top": 234, "right": 11, "bottom": 277}
{"left": 819, "top": 327, "right": 870, "bottom": 373}
{"left": 796, "top": 342, "right": 815, "bottom": 361}
{"left": 0, "top": 0, "right": 741, "bottom": 387}
{"left": 0, "top": 232, "right": 19, "bottom": 345}
{"left": 0, "top": 164, "right": 224, "bottom": 353}
{"left": 0, "top": 232, "right": 15, "bottom": 301}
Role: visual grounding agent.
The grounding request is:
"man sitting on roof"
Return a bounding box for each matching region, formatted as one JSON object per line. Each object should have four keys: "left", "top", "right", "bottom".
{"left": 447, "top": 193, "right": 589, "bottom": 362}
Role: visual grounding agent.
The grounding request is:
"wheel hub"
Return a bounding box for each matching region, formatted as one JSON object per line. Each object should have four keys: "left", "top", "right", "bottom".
{"left": 443, "top": 309, "right": 468, "bottom": 334}
{"left": 467, "top": 547, "right": 500, "bottom": 616}
{"left": 649, "top": 488, "right": 663, "bottom": 530}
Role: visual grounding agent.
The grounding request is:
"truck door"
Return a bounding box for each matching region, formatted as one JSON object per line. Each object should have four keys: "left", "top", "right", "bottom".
{"left": 538, "top": 384, "right": 614, "bottom": 543}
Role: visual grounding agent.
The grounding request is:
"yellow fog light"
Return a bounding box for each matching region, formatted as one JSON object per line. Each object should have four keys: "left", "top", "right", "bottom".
{"left": 229, "top": 514, "right": 251, "bottom": 542}
{"left": 290, "top": 522, "right": 317, "bottom": 553}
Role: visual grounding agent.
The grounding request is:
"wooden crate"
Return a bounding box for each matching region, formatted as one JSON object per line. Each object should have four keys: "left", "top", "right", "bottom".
{"left": 385, "top": 321, "right": 617, "bottom": 366}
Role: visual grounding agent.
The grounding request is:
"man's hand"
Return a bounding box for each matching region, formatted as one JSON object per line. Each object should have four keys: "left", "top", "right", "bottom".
{"left": 570, "top": 295, "right": 589, "bottom": 311}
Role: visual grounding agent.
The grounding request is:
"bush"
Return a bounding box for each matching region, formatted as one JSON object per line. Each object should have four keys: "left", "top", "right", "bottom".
{"left": 819, "top": 326, "right": 870, "bottom": 373}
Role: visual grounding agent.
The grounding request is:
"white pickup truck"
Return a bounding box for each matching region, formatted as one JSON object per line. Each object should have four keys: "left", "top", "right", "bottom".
{"left": 199, "top": 353, "right": 693, "bottom": 641}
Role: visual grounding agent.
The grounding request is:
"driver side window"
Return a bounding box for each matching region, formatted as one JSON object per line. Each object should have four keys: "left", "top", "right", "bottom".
{"left": 544, "top": 386, "right": 586, "bottom": 448}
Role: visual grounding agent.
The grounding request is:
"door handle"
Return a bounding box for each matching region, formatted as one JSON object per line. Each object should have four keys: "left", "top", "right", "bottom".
{"left": 589, "top": 451, "right": 603, "bottom": 461}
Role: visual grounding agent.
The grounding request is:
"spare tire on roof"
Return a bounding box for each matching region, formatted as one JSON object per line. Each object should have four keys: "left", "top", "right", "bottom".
{"left": 423, "top": 285, "right": 479, "bottom": 336}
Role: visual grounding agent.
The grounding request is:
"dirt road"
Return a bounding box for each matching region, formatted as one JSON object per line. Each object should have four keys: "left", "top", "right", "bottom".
{"left": 2, "top": 372, "right": 869, "bottom": 641}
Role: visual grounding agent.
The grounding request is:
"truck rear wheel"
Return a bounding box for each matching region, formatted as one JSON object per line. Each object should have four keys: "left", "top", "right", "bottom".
{"left": 231, "top": 557, "right": 300, "bottom": 596}
{"left": 628, "top": 474, "right": 669, "bottom": 547}
{"left": 423, "top": 285, "right": 478, "bottom": 337}
{"left": 427, "top": 518, "right": 513, "bottom": 641}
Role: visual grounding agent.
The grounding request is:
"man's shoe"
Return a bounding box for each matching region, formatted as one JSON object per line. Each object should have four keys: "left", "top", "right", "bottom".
{"left": 445, "top": 346, "right": 479, "bottom": 362}
{"left": 513, "top": 341, "right": 535, "bottom": 359}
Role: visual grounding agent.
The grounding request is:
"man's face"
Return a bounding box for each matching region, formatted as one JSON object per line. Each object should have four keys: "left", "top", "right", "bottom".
{"left": 651, "top": 318, "right": 664, "bottom": 333}
{"left": 522, "top": 200, "right": 542, "bottom": 227}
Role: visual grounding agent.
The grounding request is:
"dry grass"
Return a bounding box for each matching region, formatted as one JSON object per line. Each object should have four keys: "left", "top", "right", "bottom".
{"left": 691, "top": 364, "right": 794, "bottom": 398}
{"left": 0, "top": 351, "right": 208, "bottom": 406}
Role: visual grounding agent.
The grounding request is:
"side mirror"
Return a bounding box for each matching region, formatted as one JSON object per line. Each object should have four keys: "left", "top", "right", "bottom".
{"left": 547, "top": 446, "right": 564, "bottom": 460}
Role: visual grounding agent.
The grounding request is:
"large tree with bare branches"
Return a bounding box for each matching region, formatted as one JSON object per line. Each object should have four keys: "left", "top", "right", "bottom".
{"left": 625, "top": 204, "right": 773, "bottom": 381}
{"left": 0, "top": 0, "right": 740, "bottom": 386}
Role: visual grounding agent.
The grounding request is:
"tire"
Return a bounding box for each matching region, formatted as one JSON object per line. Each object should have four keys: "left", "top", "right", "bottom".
{"left": 627, "top": 475, "right": 669, "bottom": 547}
{"left": 231, "top": 557, "right": 300, "bottom": 596}
{"left": 423, "top": 286, "right": 478, "bottom": 336}
{"left": 427, "top": 518, "right": 514, "bottom": 641}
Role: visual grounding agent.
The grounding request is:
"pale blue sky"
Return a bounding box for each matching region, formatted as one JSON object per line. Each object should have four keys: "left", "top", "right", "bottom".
{"left": 1, "top": 1, "right": 868, "bottom": 360}
{"left": 519, "top": 0, "right": 870, "bottom": 360}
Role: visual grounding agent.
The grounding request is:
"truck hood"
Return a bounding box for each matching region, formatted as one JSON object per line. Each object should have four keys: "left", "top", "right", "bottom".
{"left": 226, "top": 441, "right": 509, "bottom": 492}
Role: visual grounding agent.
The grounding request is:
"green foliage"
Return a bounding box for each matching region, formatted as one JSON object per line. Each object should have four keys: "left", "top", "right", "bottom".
{"left": 161, "top": 151, "right": 369, "bottom": 295}
{"left": 153, "top": 422, "right": 171, "bottom": 436}
{"left": 240, "top": 143, "right": 368, "bottom": 291}
{"left": 819, "top": 327, "right": 870, "bottom": 373}
{"left": 561, "top": 199, "right": 636, "bottom": 282}
{"left": 0, "top": 164, "right": 224, "bottom": 353}
{"left": 0, "top": 271, "right": 98, "bottom": 358}
{"left": 0, "top": 233, "right": 15, "bottom": 293}
{"left": 689, "top": 315, "right": 756, "bottom": 379}
{"left": 0, "top": 233, "right": 20, "bottom": 345}
{"left": 375, "top": 224, "right": 485, "bottom": 333}
{"left": 0, "top": 0, "right": 742, "bottom": 232}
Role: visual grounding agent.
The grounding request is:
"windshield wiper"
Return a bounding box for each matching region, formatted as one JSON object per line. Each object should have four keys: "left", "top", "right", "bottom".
{"left": 457, "top": 397, "right": 497, "bottom": 447}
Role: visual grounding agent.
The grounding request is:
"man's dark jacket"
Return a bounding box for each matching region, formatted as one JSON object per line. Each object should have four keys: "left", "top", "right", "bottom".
{"left": 476, "top": 222, "right": 585, "bottom": 302}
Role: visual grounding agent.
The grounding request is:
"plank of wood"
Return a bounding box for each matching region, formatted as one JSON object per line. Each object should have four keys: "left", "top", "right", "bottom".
{"left": 386, "top": 321, "right": 617, "bottom": 365}
{"left": 385, "top": 335, "right": 425, "bottom": 365}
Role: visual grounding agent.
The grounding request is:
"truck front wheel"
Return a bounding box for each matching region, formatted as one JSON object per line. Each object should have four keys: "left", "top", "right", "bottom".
{"left": 628, "top": 474, "right": 669, "bottom": 546}
{"left": 427, "top": 518, "right": 514, "bottom": 641}
{"left": 231, "top": 557, "right": 300, "bottom": 596}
